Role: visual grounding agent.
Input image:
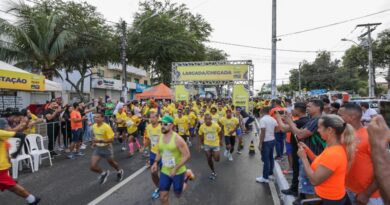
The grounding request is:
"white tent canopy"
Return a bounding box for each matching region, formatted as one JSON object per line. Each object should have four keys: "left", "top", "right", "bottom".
{"left": 0, "top": 61, "right": 62, "bottom": 92}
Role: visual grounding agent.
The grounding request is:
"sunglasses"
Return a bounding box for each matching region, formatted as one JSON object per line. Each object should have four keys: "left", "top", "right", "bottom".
{"left": 161, "top": 122, "right": 171, "bottom": 126}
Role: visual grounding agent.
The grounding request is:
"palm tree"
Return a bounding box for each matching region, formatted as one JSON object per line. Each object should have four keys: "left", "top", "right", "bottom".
{"left": 0, "top": 1, "right": 76, "bottom": 79}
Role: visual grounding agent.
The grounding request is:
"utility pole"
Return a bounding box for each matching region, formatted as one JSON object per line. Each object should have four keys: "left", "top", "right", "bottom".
{"left": 121, "top": 20, "right": 128, "bottom": 103}
{"left": 271, "top": 0, "right": 277, "bottom": 98}
{"left": 356, "top": 23, "right": 381, "bottom": 98}
{"left": 298, "top": 62, "right": 301, "bottom": 96}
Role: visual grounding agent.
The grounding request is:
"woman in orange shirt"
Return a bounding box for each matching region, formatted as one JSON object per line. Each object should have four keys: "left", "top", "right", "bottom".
{"left": 298, "top": 114, "right": 355, "bottom": 205}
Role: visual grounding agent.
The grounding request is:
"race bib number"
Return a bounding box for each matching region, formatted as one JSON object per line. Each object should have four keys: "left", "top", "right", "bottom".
{"left": 206, "top": 133, "right": 216, "bottom": 141}
{"left": 179, "top": 127, "right": 185, "bottom": 133}
{"left": 162, "top": 151, "right": 176, "bottom": 168}
{"left": 151, "top": 135, "right": 159, "bottom": 147}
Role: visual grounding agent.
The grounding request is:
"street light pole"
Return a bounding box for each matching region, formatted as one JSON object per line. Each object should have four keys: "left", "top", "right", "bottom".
{"left": 298, "top": 62, "right": 301, "bottom": 96}
{"left": 356, "top": 23, "right": 381, "bottom": 98}
{"left": 271, "top": 0, "right": 277, "bottom": 98}
{"left": 121, "top": 20, "right": 128, "bottom": 103}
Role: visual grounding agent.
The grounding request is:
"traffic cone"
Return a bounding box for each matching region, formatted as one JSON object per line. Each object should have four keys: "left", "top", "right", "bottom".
{"left": 249, "top": 140, "right": 256, "bottom": 155}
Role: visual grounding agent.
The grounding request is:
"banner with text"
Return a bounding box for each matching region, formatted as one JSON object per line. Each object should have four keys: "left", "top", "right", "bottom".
{"left": 175, "top": 85, "right": 189, "bottom": 102}
{"left": 0, "top": 70, "right": 45, "bottom": 91}
{"left": 233, "top": 84, "right": 249, "bottom": 112}
{"left": 175, "top": 64, "right": 249, "bottom": 81}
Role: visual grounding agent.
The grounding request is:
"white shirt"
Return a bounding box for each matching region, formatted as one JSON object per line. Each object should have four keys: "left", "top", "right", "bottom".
{"left": 259, "top": 115, "right": 278, "bottom": 142}
{"left": 362, "top": 108, "right": 377, "bottom": 122}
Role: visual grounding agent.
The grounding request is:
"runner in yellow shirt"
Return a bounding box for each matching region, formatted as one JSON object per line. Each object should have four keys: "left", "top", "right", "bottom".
{"left": 198, "top": 114, "right": 222, "bottom": 180}
{"left": 0, "top": 129, "right": 41, "bottom": 204}
{"left": 143, "top": 112, "right": 162, "bottom": 199}
{"left": 210, "top": 107, "right": 219, "bottom": 124}
{"left": 219, "top": 109, "right": 239, "bottom": 161}
{"left": 185, "top": 107, "right": 197, "bottom": 139}
{"left": 125, "top": 111, "right": 141, "bottom": 157}
{"left": 174, "top": 109, "right": 191, "bottom": 146}
{"left": 91, "top": 112, "right": 124, "bottom": 184}
{"left": 217, "top": 103, "right": 226, "bottom": 119}
{"left": 115, "top": 108, "right": 127, "bottom": 144}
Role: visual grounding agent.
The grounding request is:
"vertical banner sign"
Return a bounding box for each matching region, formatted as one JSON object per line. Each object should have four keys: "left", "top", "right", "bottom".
{"left": 233, "top": 84, "right": 249, "bottom": 112}
{"left": 175, "top": 85, "right": 189, "bottom": 102}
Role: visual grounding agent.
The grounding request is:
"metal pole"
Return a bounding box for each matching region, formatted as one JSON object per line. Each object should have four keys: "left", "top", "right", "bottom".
{"left": 298, "top": 63, "right": 302, "bottom": 96}
{"left": 121, "top": 20, "right": 128, "bottom": 103}
{"left": 271, "top": 0, "right": 277, "bottom": 98}
{"left": 367, "top": 26, "right": 375, "bottom": 98}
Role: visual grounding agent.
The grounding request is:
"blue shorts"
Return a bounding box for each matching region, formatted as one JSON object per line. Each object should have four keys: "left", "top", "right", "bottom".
{"left": 159, "top": 172, "right": 185, "bottom": 194}
{"left": 189, "top": 128, "right": 195, "bottom": 135}
{"left": 285, "top": 142, "right": 292, "bottom": 155}
{"left": 149, "top": 152, "right": 162, "bottom": 169}
{"left": 71, "top": 128, "right": 83, "bottom": 142}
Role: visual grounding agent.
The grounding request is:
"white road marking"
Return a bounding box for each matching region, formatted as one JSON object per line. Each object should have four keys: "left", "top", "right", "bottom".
{"left": 269, "top": 181, "right": 281, "bottom": 205}
{"left": 87, "top": 166, "right": 148, "bottom": 205}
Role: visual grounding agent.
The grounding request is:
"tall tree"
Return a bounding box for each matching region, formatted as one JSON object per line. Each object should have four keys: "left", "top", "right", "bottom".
{"left": 127, "top": 0, "right": 226, "bottom": 85}
{"left": 0, "top": 1, "right": 76, "bottom": 79}
{"left": 375, "top": 29, "right": 390, "bottom": 98}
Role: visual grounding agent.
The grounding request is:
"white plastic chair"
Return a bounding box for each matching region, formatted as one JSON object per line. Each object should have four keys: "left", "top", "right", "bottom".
{"left": 8, "top": 138, "right": 34, "bottom": 179}
{"left": 26, "top": 134, "right": 52, "bottom": 171}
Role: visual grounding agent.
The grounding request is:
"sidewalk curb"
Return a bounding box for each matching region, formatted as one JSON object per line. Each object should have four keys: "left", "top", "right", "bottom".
{"left": 274, "top": 162, "right": 295, "bottom": 205}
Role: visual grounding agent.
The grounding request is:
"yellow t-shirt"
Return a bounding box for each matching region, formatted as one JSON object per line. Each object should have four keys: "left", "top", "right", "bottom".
{"left": 144, "top": 124, "right": 162, "bottom": 154}
{"left": 174, "top": 116, "right": 190, "bottom": 136}
{"left": 198, "top": 115, "right": 205, "bottom": 125}
{"left": 126, "top": 115, "right": 140, "bottom": 134}
{"left": 219, "top": 117, "right": 239, "bottom": 137}
{"left": 217, "top": 109, "right": 226, "bottom": 118}
{"left": 188, "top": 112, "right": 197, "bottom": 128}
{"left": 0, "top": 130, "right": 15, "bottom": 170}
{"left": 199, "top": 123, "right": 221, "bottom": 147}
{"left": 210, "top": 113, "right": 219, "bottom": 124}
{"left": 92, "top": 123, "right": 114, "bottom": 147}
{"left": 24, "top": 114, "right": 38, "bottom": 135}
{"left": 115, "top": 112, "right": 127, "bottom": 128}
{"left": 142, "top": 106, "right": 150, "bottom": 116}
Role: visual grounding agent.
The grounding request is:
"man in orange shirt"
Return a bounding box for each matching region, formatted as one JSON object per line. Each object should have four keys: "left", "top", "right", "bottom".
{"left": 338, "top": 103, "right": 384, "bottom": 205}
{"left": 68, "top": 102, "right": 87, "bottom": 159}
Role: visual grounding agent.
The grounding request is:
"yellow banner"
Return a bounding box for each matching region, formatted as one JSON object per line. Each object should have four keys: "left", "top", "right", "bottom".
{"left": 0, "top": 70, "right": 45, "bottom": 91}
{"left": 176, "top": 64, "right": 248, "bottom": 81}
{"left": 175, "top": 85, "right": 189, "bottom": 102}
{"left": 233, "top": 84, "right": 249, "bottom": 112}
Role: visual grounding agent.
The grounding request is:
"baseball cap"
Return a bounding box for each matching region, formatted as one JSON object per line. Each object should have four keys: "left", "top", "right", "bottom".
{"left": 161, "top": 115, "right": 174, "bottom": 123}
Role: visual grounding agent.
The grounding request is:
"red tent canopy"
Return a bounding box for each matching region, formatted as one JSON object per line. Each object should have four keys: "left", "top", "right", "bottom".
{"left": 135, "top": 83, "right": 173, "bottom": 100}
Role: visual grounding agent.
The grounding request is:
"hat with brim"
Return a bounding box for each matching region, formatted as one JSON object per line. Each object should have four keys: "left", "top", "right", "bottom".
{"left": 161, "top": 115, "right": 174, "bottom": 123}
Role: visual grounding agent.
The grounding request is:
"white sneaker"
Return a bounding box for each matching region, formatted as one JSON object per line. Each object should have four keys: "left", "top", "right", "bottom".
{"left": 268, "top": 175, "right": 275, "bottom": 180}
{"left": 228, "top": 153, "right": 233, "bottom": 161}
{"left": 256, "top": 177, "right": 269, "bottom": 183}
{"left": 224, "top": 150, "right": 229, "bottom": 157}
{"left": 121, "top": 146, "right": 126, "bottom": 151}
{"left": 80, "top": 144, "right": 87, "bottom": 150}
{"left": 187, "top": 141, "right": 192, "bottom": 147}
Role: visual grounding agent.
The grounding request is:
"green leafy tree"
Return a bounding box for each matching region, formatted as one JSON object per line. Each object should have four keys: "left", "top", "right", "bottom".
{"left": 0, "top": 1, "right": 76, "bottom": 79}
{"left": 375, "top": 29, "right": 390, "bottom": 97}
{"left": 127, "top": 0, "right": 226, "bottom": 85}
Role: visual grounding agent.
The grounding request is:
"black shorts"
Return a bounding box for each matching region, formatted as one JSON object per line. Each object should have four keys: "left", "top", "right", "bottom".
{"left": 71, "top": 128, "right": 83, "bottom": 142}
{"left": 117, "top": 127, "right": 126, "bottom": 135}
{"left": 224, "top": 136, "right": 235, "bottom": 145}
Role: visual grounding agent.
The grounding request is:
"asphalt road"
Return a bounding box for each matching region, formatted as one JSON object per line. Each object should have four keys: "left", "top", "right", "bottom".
{"left": 1, "top": 132, "right": 275, "bottom": 205}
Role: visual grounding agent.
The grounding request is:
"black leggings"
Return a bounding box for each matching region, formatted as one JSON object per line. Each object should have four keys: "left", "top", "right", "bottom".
{"left": 225, "top": 136, "right": 236, "bottom": 153}
{"left": 322, "top": 194, "right": 351, "bottom": 205}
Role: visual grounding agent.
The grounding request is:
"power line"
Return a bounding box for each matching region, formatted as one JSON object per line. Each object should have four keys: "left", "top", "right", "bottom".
{"left": 277, "top": 8, "right": 390, "bottom": 37}
{"left": 209, "top": 40, "right": 345, "bottom": 53}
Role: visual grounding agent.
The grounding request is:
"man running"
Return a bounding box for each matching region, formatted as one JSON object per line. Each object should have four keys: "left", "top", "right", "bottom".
{"left": 219, "top": 109, "right": 239, "bottom": 161}
{"left": 174, "top": 109, "right": 191, "bottom": 146}
{"left": 198, "top": 114, "right": 222, "bottom": 180}
{"left": 90, "top": 112, "right": 124, "bottom": 185}
{"left": 151, "top": 115, "right": 193, "bottom": 205}
{"left": 143, "top": 112, "right": 162, "bottom": 199}
{"left": 0, "top": 129, "right": 41, "bottom": 205}
{"left": 115, "top": 107, "right": 127, "bottom": 149}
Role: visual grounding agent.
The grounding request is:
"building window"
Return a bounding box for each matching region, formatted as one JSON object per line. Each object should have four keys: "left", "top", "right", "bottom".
{"left": 144, "top": 80, "right": 148, "bottom": 85}
{"left": 135, "top": 78, "right": 140, "bottom": 84}
{"left": 114, "top": 74, "right": 121, "bottom": 80}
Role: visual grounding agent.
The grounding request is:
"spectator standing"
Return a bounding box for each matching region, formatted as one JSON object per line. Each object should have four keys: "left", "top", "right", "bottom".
{"left": 44, "top": 101, "right": 62, "bottom": 156}
{"left": 361, "top": 102, "right": 378, "bottom": 126}
{"left": 67, "top": 102, "right": 86, "bottom": 159}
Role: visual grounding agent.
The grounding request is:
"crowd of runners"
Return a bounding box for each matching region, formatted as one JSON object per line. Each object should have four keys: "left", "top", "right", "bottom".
{"left": 1, "top": 95, "right": 390, "bottom": 205}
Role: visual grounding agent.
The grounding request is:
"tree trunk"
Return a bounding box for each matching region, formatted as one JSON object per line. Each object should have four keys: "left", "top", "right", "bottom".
{"left": 386, "top": 64, "right": 390, "bottom": 99}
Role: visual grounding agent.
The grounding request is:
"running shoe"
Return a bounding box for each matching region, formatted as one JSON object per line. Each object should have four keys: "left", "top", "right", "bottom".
{"left": 75, "top": 152, "right": 85, "bottom": 156}
{"left": 99, "top": 170, "right": 110, "bottom": 185}
{"left": 256, "top": 177, "right": 269, "bottom": 183}
{"left": 151, "top": 188, "right": 160, "bottom": 199}
{"left": 28, "top": 197, "right": 41, "bottom": 205}
{"left": 80, "top": 144, "right": 87, "bottom": 150}
{"left": 224, "top": 150, "right": 229, "bottom": 157}
{"left": 66, "top": 154, "right": 75, "bottom": 159}
{"left": 117, "top": 169, "right": 124, "bottom": 182}
{"left": 228, "top": 153, "right": 233, "bottom": 161}
{"left": 121, "top": 146, "right": 126, "bottom": 151}
{"left": 208, "top": 172, "right": 217, "bottom": 180}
